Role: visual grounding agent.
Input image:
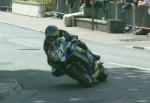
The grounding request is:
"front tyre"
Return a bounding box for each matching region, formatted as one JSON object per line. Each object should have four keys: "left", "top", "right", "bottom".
{"left": 97, "top": 64, "right": 108, "bottom": 82}
{"left": 66, "top": 66, "right": 93, "bottom": 87}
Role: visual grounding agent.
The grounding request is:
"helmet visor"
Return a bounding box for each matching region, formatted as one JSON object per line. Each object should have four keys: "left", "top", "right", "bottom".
{"left": 45, "top": 26, "right": 59, "bottom": 37}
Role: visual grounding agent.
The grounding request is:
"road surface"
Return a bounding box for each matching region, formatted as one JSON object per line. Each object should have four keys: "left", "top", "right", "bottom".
{"left": 0, "top": 22, "right": 150, "bottom": 103}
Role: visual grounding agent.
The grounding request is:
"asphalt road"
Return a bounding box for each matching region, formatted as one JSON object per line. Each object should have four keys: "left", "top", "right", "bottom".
{"left": 1, "top": 23, "right": 150, "bottom": 103}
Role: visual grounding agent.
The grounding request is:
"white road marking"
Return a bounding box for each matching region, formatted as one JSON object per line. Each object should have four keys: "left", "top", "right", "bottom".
{"left": 106, "top": 61, "right": 150, "bottom": 72}
{"left": 8, "top": 39, "right": 36, "bottom": 47}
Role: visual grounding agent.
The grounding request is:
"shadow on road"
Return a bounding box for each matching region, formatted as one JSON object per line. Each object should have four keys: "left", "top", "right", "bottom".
{"left": 0, "top": 67, "right": 150, "bottom": 103}
{"left": 0, "top": 69, "right": 85, "bottom": 90}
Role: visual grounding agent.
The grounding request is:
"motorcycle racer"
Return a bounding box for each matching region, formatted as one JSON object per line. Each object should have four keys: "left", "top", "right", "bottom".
{"left": 43, "top": 25, "right": 107, "bottom": 83}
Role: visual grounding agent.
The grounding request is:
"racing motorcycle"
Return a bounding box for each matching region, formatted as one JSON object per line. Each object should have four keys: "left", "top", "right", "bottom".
{"left": 64, "top": 58, "right": 108, "bottom": 87}
{"left": 49, "top": 37, "right": 108, "bottom": 87}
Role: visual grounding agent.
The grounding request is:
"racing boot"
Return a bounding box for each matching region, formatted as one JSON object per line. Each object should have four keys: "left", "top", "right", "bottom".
{"left": 91, "top": 53, "right": 101, "bottom": 60}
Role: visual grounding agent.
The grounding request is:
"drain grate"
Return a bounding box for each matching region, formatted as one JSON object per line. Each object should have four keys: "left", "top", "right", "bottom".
{"left": 119, "top": 39, "right": 143, "bottom": 42}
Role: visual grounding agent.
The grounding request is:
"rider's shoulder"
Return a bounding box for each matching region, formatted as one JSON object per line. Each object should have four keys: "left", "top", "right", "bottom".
{"left": 59, "top": 29, "right": 70, "bottom": 36}
{"left": 59, "top": 29, "right": 78, "bottom": 41}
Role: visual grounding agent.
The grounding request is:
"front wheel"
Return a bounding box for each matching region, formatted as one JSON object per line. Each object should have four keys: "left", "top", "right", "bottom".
{"left": 97, "top": 64, "right": 108, "bottom": 82}
{"left": 66, "top": 65, "right": 93, "bottom": 87}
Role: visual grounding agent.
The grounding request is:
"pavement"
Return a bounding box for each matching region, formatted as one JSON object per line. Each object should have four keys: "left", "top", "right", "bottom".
{"left": 0, "top": 11, "right": 150, "bottom": 48}
{"left": 0, "top": 11, "right": 150, "bottom": 99}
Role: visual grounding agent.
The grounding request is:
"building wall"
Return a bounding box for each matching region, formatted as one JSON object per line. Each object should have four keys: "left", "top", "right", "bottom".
{"left": 0, "top": 0, "right": 12, "bottom": 10}
{"left": 12, "top": 1, "right": 45, "bottom": 17}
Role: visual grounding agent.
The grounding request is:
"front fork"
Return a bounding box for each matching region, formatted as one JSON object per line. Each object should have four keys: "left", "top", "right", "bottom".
{"left": 92, "top": 60, "right": 103, "bottom": 80}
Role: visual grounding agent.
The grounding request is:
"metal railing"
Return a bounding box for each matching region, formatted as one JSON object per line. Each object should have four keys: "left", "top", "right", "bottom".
{"left": 125, "top": 4, "right": 150, "bottom": 30}
{"left": 92, "top": 1, "right": 150, "bottom": 30}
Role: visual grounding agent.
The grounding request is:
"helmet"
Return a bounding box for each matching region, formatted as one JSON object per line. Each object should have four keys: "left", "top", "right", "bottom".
{"left": 45, "top": 25, "right": 59, "bottom": 38}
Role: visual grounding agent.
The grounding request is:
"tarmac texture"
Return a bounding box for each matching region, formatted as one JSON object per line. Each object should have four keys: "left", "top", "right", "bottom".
{"left": 0, "top": 11, "right": 150, "bottom": 99}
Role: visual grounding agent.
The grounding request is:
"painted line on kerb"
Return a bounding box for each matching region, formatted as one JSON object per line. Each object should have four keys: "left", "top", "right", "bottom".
{"left": 8, "top": 39, "right": 36, "bottom": 47}
{"left": 145, "top": 47, "right": 150, "bottom": 50}
{"left": 106, "top": 61, "right": 150, "bottom": 72}
{"left": 126, "top": 46, "right": 150, "bottom": 50}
